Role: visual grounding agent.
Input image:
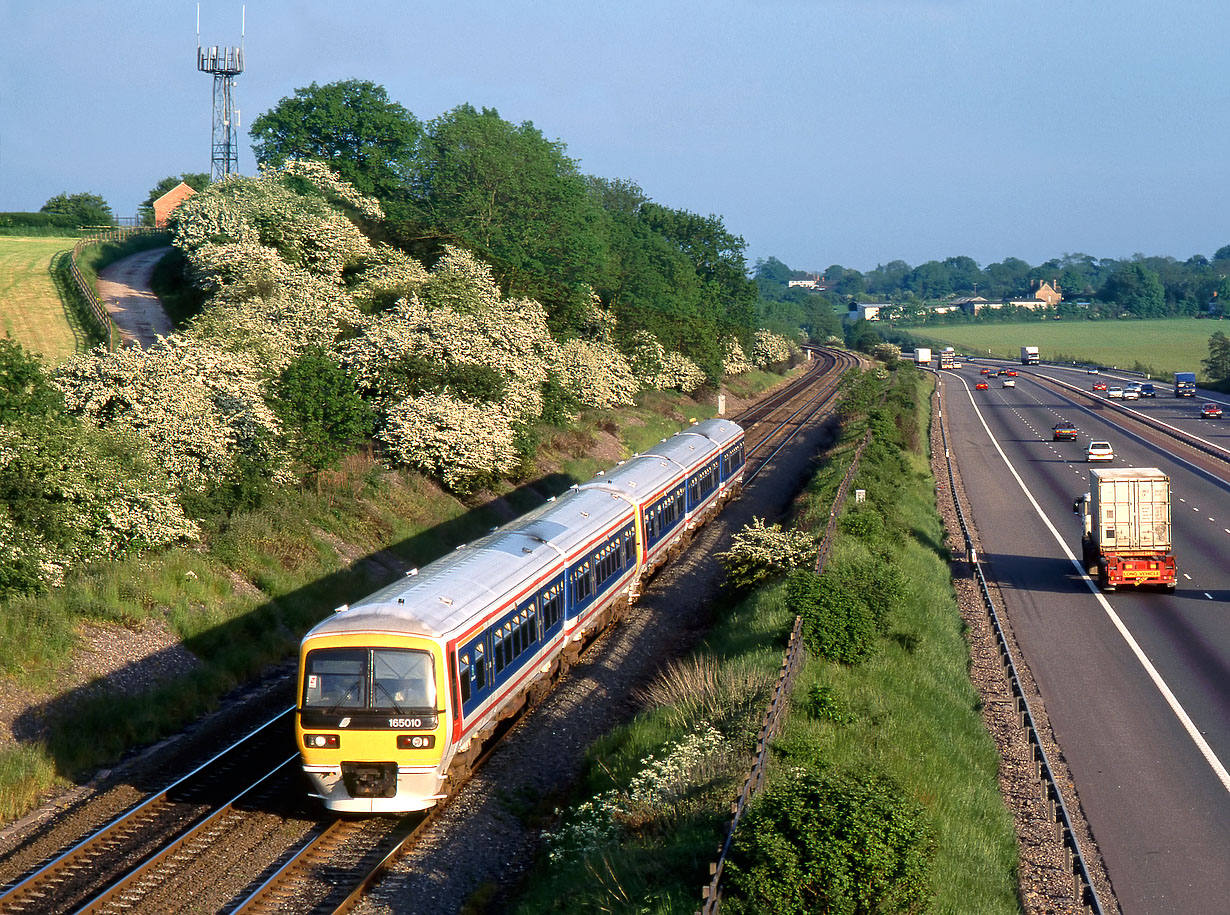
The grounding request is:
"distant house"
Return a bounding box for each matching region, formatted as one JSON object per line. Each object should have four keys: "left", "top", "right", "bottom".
{"left": 152, "top": 182, "right": 197, "bottom": 228}
{"left": 847, "top": 302, "right": 891, "bottom": 322}
{"left": 788, "top": 274, "right": 828, "bottom": 290}
{"left": 1032, "top": 280, "right": 1062, "bottom": 307}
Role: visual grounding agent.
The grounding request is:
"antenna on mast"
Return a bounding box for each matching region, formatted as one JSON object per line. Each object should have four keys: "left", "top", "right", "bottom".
{"left": 197, "top": 3, "right": 245, "bottom": 181}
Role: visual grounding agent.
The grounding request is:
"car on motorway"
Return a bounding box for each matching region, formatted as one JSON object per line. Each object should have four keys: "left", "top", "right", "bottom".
{"left": 1140, "top": 383, "right": 1156, "bottom": 397}
{"left": 1093, "top": 381, "right": 1108, "bottom": 392}
{"left": 1123, "top": 385, "right": 1140, "bottom": 400}
{"left": 1003, "top": 369, "right": 1018, "bottom": 376}
{"left": 1087, "top": 367, "right": 1100, "bottom": 374}
{"left": 1107, "top": 386, "right": 1124, "bottom": 399}
{"left": 1201, "top": 403, "right": 1223, "bottom": 418}
{"left": 980, "top": 368, "right": 991, "bottom": 375}
{"left": 1052, "top": 421, "right": 1079, "bottom": 440}
{"left": 1086, "top": 440, "right": 1115, "bottom": 462}
{"left": 1002, "top": 379, "right": 1016, "bottom": 388}
{"left": 975, "top": 381, "right": 989, "bottom": 390}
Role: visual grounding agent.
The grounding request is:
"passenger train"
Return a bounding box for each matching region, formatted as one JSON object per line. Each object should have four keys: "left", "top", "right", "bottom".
{"left": 295, "top": 418, "right": 746, "bottom": 812}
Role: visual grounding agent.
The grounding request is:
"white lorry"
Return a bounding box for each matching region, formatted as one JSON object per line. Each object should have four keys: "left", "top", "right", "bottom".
{"left": 1020, "top": 345, "right": 1039, "bottom": 365}
{"left": 914, "top": 347, "right": 931, "bottom": 365}
{"left": 1074, "top": 467, "right": 1176, "bottom": 591}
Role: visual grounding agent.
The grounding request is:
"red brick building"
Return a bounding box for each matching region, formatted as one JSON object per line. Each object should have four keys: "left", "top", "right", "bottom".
{"left": 152, "top": 182, "right": 197, "bottom": 228}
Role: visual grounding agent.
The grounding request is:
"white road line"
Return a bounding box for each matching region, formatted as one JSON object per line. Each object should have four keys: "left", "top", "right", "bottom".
{"left": 954, "top": 375, "right": 1230, "bottom": 794}
{"left": 1184, "top": 573, "right": 1193, "bottom": 580}
{"left": 1206, "top": 593, "right": 1214, "bottom": 600}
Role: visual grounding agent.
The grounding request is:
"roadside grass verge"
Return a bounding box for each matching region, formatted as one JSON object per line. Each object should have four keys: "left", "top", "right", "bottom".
{"left": 0, "top": 373, "right": 792, "bottom": 824}
{"left": 505, "top": 365, "right": 1018, "bottom": 914}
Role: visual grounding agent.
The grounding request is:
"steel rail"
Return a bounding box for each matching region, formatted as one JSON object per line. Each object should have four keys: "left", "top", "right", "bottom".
{"left": 71, "top": 756, "right": 301, "bottom": 914}
{"left": 0, "top": 709, "right": 296, "bottom": 913}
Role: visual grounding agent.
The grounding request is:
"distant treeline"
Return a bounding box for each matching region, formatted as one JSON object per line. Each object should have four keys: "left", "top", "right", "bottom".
{"left": 756, "top": 248, "right": 1230, "bottom": 322}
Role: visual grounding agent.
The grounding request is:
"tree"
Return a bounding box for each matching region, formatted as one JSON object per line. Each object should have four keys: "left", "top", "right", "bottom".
{"left": 1203, "top": 331, "right": 1230, "bottom": 382}
{"left": 138, "top": 173, "right": 210, "bottom": 226}
{"left": 0, "top": 338, "right": 64, "bottom": 423}
{"left": 406, "top": 104, "right": 607, "bottom": 332}
{"left": 1099, "top": 262, "right": 1166, "bottom": 317}
{"left": 271, "top": 347, "right": 374, "bottom": 471}
{"left": 39, "top": 192, "right": 112, "bottom": 226}
{"left": 249, "top": 80, "right": 422, "bottom": 203}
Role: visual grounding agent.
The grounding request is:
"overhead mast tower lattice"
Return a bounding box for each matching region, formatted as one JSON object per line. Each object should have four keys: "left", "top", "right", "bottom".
{"left": 197, "top": 4, "right": 244, "bottom": 181}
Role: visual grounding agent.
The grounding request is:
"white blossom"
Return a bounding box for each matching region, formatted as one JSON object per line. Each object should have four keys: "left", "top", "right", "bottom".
{"left": 722, "top": 336, "right": 752, "bottom": 377}
{"left": 553, "top": 338, "right": 639, "bottom": 408}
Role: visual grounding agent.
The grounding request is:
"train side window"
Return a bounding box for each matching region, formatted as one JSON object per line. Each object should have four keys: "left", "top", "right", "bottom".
{"left": 459, "top": 653, "right": 471, "bottom": 703}
{"left": 474, "top": 644, "right": 486, "bottom": 689}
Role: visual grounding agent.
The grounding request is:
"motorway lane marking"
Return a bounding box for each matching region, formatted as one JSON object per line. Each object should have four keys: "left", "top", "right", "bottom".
{"left": 1184, "top": 573, "right": 1193, "bottom": 580}
{"left": 1207, "top": 594, "right": 1214, "bottom": 600}
{"left": 953, "top": 374, "right": 1230, "bottom": 794}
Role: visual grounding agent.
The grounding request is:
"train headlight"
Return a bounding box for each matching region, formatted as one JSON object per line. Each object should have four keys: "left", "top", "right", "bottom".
{"left": 396, "top": 735, "right": 436, "bottom": 750}
{"left": 304, "top": 734, "right": 340, "bottom": 749}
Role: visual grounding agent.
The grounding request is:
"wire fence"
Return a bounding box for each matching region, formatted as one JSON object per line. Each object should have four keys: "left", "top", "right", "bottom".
{"left": 697, "top": 427, "right": 872, "bottom": 913}
{"left": 67, "top": 227, "right": 167, "bottom": 351}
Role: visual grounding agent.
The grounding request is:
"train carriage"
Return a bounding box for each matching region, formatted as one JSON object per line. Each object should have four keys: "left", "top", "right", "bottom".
{"left": 296, "top": 419, "right": 743, "bottom": 813}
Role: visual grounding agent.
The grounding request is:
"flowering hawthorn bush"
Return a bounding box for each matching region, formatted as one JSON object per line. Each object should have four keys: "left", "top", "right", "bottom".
{"left": 553, "top": 338, "right": 639, "bottom": 408}
{"left": 722, "top": 336, "right": 753, "bottom": 376}
{"left": 629, "top": 331, "right": 706, "bottom": 393}
{"left": 716, "top": 517, "right": 816, "bottom": 588}
{"left": 52, "top": 337, "right": 291, "bottom": 494}
{"left": 751, "top": 329, "right": 796, "bottom": 367}
{"left": 0, "top": 424, "right": 197, "bottom": 590}
{"left": 378, "top": 393, "right": 520, "bottom": 494}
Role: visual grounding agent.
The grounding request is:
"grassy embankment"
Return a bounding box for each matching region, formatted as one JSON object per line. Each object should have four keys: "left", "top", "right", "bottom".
{"left": 908, "top": 318, "right": 1220, "bottom": 381}
{"left": 504, "top": 365, "right": 1017, "bottom": 914}
{"left": 0, "top": 355, "right": 787, "bottom": 823}
{"left": 0, "top": 236, "right": 86, "bottom": 362}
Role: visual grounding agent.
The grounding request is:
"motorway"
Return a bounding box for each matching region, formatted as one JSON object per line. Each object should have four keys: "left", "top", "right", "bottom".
{"left": 939, "top": 361, "right": 1230, "bottom": 914}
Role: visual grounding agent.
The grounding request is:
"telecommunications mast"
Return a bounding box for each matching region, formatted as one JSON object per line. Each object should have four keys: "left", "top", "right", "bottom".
{"left": 197, "top": 4, "right": 244, "bottom": 181}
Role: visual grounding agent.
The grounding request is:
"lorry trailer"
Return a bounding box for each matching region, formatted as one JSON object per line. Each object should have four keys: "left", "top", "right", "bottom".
{"left": 914, "top": 347, "right": 932, "bottom": 365}
{"left": 1174, "top": 371, "right": 1196, "bottom": 397}
{"left": 1020, "top": 345, "right": 1039, "bottom": 365}
{"left": 1075, "top": 467, "right": 1176, "bottom": 591}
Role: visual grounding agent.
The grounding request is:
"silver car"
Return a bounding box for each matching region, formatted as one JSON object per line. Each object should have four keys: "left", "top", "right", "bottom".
{"left": 1107, "top": 386, "right": 1124, "bottom": 399}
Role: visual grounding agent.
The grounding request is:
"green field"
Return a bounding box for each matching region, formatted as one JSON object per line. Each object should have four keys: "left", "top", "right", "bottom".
{"left": 912, "top": 318, "right": 1222, "bottom": 381}
{"left": 0, "top": 236, "right": 83, "bottom": 363}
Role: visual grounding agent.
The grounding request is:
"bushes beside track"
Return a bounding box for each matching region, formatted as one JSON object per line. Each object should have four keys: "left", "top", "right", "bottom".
{"left": 507, "top": 365, "right": 1018, "bottom": 914}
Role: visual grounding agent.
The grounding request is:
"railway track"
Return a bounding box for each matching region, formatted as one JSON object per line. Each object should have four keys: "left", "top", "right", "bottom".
{"left": 0, "top": 348, "right": 858, "bottom": 914}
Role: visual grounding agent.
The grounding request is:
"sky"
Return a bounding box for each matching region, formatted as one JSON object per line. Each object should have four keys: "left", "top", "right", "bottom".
{"left": 1, "top": 0, "right": 1226, "bottom": 273}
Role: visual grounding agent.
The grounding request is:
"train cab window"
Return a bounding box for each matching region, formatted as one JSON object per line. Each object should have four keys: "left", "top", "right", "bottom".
{"left": 303, "top": 648, "right": 368, "bottom": 710}
{"left": 371, "top": 649, "right": 435, "bottom": 712}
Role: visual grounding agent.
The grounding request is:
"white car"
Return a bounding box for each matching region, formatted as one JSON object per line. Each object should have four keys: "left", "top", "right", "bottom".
{"left": 1107, "top": 386, "right": 1124, "bottom": 399}
{"left": 1086, "top": 441, "right": 1115, "bottom": 462}
{"left": 1002, "top": 379, "right": 1016, "bottom": 388}
{"left": 1124, "top": 383, "right": 1142, "bottom": 400}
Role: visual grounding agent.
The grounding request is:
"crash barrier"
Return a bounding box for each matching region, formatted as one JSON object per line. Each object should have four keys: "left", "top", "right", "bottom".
{"left": 933, "top": 376, "right": 1105, "bottom": 914}
{"left": 698, "top": 430, "right": 872, "bottom": 913}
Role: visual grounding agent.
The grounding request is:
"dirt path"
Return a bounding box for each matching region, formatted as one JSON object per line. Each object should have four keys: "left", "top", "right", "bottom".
{"left": 97, "top": 247, "right": 174, "bottom": 347}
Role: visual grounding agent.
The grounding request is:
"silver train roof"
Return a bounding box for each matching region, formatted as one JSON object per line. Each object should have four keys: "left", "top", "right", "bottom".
{"left": 304, "top": 487, "right": 633, "bottom": 642}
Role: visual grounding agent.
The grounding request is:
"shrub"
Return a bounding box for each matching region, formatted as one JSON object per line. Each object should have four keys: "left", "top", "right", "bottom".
{"left": 270, "top": 347, "right": 375, "bottom": 471}
{"left": 717, "top": 518, "right": 815, "bottom": 589}
{"left": 786, "top": 568, "right": 880, "bottom": 664}
{"left": 724, "top": 768, "right": 935, "bottom": 915}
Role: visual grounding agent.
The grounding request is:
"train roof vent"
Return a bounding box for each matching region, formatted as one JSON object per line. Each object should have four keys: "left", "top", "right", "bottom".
{"left": 439, "top": 597, "right": 453, "bottom": 606}
{"left": 407, "top": 568, "right": 419, "bottom": 576}
{"left": 548, "top": 496, "right": 557, "bottom": 502}
{"left": 333, "top": 603, "right": 349, "bottom": 614}
{"left": 581, "top": 511, "right": 590, "bottom": 518}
